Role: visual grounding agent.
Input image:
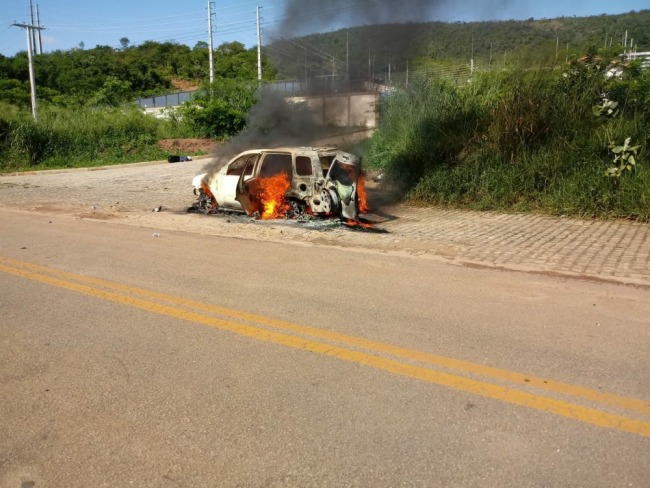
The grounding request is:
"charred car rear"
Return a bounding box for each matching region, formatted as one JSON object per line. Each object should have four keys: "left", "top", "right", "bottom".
{"left": 192, "top": 146, "right": 363, "bottom": 220}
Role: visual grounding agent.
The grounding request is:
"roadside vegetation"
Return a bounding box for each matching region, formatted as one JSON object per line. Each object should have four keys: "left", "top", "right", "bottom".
{"left": 367, "top": 57, "right": 650, "bottom": 220}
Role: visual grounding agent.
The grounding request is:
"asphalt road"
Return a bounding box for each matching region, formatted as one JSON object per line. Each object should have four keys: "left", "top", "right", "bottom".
{"left": 1, "top": 209, "right": 649, "bottom": 487}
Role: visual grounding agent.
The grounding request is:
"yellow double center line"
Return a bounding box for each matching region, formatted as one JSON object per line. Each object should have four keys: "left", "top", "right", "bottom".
{"left": 1, "top": 256, "right": 649, "bottom": 437}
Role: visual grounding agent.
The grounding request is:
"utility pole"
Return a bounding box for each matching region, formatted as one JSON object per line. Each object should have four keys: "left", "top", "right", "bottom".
{"left": 36, "top": 4, "right": 43, "bottom": 54}
{"left": 346, "top": 31, "right": 349, "bottom": 84}
{"left": 29, "top": 0, "right": 37, "bottom": 56}
{"left": 256, "top": 6, "right": 262, "bottom": 82}
{"left": 207, "top": 1, "right": 215, "bottom": 85}
{"left": 470, "top": 36, "right": 474, "bottom": 77}
{"left": 12, "top": 21, "right": 44, "bottom": 121}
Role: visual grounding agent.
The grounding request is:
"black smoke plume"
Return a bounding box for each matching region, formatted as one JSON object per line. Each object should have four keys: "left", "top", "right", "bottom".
{"left": 275, "top": 0, "right": 520, "bottom": 37}
{"left": 203, "top": 91, "right": 326, "bottom": 175}
{"left": 278, "top": 0, "right": 440, "bottom": 35}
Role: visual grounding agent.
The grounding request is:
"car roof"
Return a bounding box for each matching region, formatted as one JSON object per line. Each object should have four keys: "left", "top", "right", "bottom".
{"left": 240, "top": 146, "right": 341, "bottom": 154}
{"left": 227, "top": 146, "right": 360, "bottom": 165}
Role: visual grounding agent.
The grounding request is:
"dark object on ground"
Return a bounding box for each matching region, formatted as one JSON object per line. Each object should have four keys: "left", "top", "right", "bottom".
{"left": 168, "top": 155, "right": 193, "bottom": 163}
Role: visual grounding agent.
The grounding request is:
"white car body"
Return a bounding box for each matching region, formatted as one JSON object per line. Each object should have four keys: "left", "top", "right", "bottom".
{"left": 192, "top": 146, "right": 362, "bottom": 220}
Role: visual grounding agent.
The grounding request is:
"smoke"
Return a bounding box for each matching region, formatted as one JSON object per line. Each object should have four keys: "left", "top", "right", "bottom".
{"left": 203, "top": 91, "right": 325, "bottom": 175}
{"left": 276, "top": 0, "right": 520, "bottom": 36}
{"left": 278, "top": 0, "right": 441, "bottom": 35}
{"left": 202, "top": 0, "right": 524, "bottom": 176}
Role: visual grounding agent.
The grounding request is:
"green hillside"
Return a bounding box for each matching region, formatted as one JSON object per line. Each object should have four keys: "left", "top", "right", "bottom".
{"left": 268, "top": 10, "right": 650, "bottom": 81}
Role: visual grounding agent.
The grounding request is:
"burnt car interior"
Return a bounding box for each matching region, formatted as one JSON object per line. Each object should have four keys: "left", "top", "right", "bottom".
{"left": 258, "top": 153, "right": 293, "bottom": 179}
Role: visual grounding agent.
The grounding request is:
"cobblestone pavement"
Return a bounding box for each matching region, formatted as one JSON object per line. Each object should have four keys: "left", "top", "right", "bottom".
{"left": 1, "top": 159, "right": 649, "bottom": 287}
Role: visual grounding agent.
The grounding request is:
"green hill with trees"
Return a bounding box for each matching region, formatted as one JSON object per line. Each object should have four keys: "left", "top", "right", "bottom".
{"left": 269, "top": 10, "right": 650, "bottom": 81}
{"left": 0, "top": 40, "right": 276, "bottom": 108}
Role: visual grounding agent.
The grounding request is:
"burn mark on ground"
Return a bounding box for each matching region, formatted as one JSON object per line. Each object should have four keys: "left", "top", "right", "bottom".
{"left": 186, "top": 206, "right": 388, "bottom": 233}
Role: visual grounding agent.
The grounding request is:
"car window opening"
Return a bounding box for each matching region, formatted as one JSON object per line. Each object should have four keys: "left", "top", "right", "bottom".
{"left": 295, "top": 156, "right": 313, "bottom": 176}
{"left": 260, "top": 153, "right": 293, "bottom": 179}
{"left": 226, "top": 155, "right": 250, "bottom": 176}
{"left": 328, "top": 161, "right": 357, "bottom": 186}
{"left": 320, "top": 156, "right": 334, "bottom": 177}
{"left": 244, "top": 154, "right": 258, "bottom": 176}
{"left": 241, "top": 155, "right": 257, "bottom": 178}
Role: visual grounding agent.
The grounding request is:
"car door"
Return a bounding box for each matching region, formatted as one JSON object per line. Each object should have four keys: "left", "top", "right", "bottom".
{"left": 236, "top": 152, "right": 293, "bottom": 216}
{"left": 218, "top": 152, "right": 259, "bottom": 208}
{"left": 325, "top": 152, "right": 362, "bottom": 220}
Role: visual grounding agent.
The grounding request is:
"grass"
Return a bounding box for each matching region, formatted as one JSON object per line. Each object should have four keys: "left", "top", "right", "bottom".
{"left": 365, "top": 63, "right": 650, "bottom": 221}
{"left": 0, "top": 104, "right": 196, "bottom": 173}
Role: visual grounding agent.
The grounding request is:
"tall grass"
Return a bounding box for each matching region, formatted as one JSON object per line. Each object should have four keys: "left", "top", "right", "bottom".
{"left": 368, "top": 63, "right": 650, "bottom": 220}
{"left": 0, "top": 104, "right": 194, "bottom": 171}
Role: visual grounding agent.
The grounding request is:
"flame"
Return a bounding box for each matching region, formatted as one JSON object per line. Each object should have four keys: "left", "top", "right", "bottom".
{"left": 345, "top": 219, "right": 373, "bottom": 229}
{"left": 258, "top": 173, "right": 291, "bottom": 219}
{"left": 358, "top": 176, "right": 369, "bottom": 213}
{"left": 201, "top": 181, "right": 214, "bottom": 200}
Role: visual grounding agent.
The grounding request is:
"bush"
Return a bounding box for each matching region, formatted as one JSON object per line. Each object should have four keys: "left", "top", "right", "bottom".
{"left": 178, "top": 79, "right": 257, "bottom": 139}
{"left": 368, "top": 64, "right": 650, "bottom": 220}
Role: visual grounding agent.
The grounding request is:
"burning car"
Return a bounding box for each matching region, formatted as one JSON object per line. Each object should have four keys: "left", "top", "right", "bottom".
{"left": 192, "top": 146, "right": 365, "bottom": 220}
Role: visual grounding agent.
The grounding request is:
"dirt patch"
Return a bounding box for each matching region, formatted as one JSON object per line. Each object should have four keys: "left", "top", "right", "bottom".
{"left": 170, "top": 79, "right": 200, "bottom": 91}
{"left": 157, "top": 139, "right": 217, "bottom": 154}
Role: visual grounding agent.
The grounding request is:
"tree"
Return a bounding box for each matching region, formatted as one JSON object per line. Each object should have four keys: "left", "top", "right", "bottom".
{"left": 91, "top": 76, "right": 133, "bottom": 107}
{"left": 120, "top": 37, "right": 130, "bottom": 49}
{"left": 178, "top": 79, "right": 257, "bottom": 138}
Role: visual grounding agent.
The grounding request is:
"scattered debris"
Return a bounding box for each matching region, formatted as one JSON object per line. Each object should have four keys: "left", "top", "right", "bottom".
{"left": 152, "top": 232, "right": 161, "bottom": 237}
{"left": 152, "top": 205, "right": 164, "bottom": 212}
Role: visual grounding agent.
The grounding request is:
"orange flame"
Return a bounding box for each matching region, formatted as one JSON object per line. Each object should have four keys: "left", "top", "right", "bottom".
{"left": 345, "top": 219, "right": 373, "bottom": 229}
{"left": 358, "top": 176, "right": 369, "bottom": 213}
{"left": 201, "top": 181, "right": 214, "bottom": 200}
{"left": 258, "top": 173, "right": 291, "bottom": 219}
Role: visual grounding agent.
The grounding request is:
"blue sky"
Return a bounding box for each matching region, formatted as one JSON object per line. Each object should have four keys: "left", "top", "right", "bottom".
{"left": 1, "top": 0, "right": 648, "bottom": 57}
